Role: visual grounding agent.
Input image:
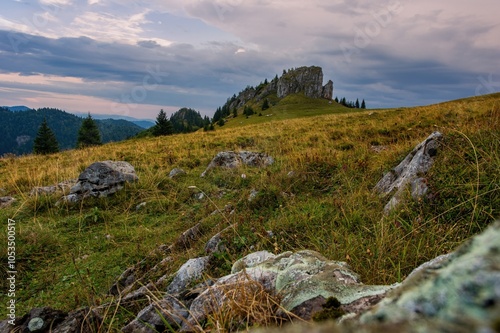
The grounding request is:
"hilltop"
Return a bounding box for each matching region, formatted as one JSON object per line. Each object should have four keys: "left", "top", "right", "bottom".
{"left": 0, "top": 92, "right": 498, "bottom": 331}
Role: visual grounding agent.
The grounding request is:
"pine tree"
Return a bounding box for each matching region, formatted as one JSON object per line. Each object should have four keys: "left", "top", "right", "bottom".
{"left": 335, "top": 97, "right": 339, "bottom": 103}
{"left": 361, "top": 99, "right": 366, "bottom": 109}
{"left": 33, "top": 118, "right": 59, "bottom": 155}
{"left": 152, "top": 109, "right": 173, "bottom": 136}
{"left": 77, "top": 113, "right": 102, "bottom": 148}
{"left": 217, "top": 118, "right": 225, "bottom": 127}
{"left": 355, "top": 98, "right": 360, "bottom": 108}
{"left": 262, "top": 99, "right": 270, "bottom": 111}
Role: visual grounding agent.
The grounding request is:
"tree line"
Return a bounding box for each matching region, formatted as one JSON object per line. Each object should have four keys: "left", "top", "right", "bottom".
{"left": 335, "top": 97, "right": 366, "bottom": 109}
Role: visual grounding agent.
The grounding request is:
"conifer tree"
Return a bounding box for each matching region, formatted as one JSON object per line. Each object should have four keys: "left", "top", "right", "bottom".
{"left": 152, "top": 109, "right": 173, "bottom": 136}
{"left": 33, "top": 118, "right": 59, "bottom": 154}
{"left": 361, "top": 99, "right": 366, "bottom": 109}
{"left": 77, "top": 113, "right": 102, "bottom": 148}
{"left": 262, "top": 99, "right": 270, "bottom": 110}
{"left": 355, "top": 98, "right": 360, "bottom": 108}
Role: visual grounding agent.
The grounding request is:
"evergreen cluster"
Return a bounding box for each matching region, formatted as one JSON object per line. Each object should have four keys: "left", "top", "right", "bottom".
{"left": 0, "top": 107, "right": 141, "bottom": 155}
{"left": 334, "top": 97, "right": 366, "bottom": 109}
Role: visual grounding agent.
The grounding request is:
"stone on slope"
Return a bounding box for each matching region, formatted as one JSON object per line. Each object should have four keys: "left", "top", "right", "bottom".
{"left": 0, "top": 196, "right": 15, "bottom": 209}
{"left": 60, "top": 161, "right": 138, "bottom": 203}
{"left": 121, "top": 295, "right": 188, "bottom": 333}
{"left": 166, "top": 256, "right": 210, "bottom": 295}
{"left": 375, "top": 132, "right": 442, "bottom": 213}
{"left": 169, "top": 168, "right": 186, "bottom": 179}
{"left": 201, "top": 151, "right": 274, "bottom": 177}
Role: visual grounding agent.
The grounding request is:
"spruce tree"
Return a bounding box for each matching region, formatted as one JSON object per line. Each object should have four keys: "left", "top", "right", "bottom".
{"left": 77, "top": 113, "right": 102, "bottom": 148}
{"left": 361, "top": 99, "right": 366, "bottom": 109}
{"left": 152, "top": 109, "right": 173, "bottom": 136}
{"left": 33, "top": 118, "right": 59, "bottom": 155}
{"left": 261, "top": 99, "right": 270, "bottom": 111}
{"left": 355, "top": 98, "right": 360, "bottom": 108}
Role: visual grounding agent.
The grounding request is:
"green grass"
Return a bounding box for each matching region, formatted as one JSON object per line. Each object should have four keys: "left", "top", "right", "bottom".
{"left": 0, "top": 92, "right": 499, "bottom": 331}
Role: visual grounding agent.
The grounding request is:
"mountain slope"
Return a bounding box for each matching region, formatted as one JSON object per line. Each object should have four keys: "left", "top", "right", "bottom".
{"left": 0, "top": 93, "right": 498, "bottom": 330}
{"left": 0, "top": 107, "right": 143, "bottom": 155}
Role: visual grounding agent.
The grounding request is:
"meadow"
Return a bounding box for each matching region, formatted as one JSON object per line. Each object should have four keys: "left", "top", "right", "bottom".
{"left": 0, "top": 92, "right": 498, "bottom": 331}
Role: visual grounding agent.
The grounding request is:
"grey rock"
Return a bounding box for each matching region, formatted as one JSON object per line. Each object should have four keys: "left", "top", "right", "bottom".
{"left": 166, "top": 256, "right": 210, "bottom": 295}
{"left": 277, "top": 66, "right": 326, "bottom": 99}
{"left": 60, "top": 161, "right": 138, "bottom": 203}
{"left": 350, "top": 221, "right": 500, "bottom": 332}
{"left": 205, "top": 233, "right": 224, "bottom": 254}
{"left": 30, "top": 179, "right": 77, "bottom": 196}
{"left": 173, "top": 223, "right": 202, "bottom": 250}
{"left": 231, "top": 250, "right": 276, "bottom": 274}
{"left": 169, "top": 168, "right": 186, "bottom": 179}
{"left": 0, "top": 196, "right": 15, "bottom": 209}
{"left": 375, "top": 132, "right": 443, "bottom": 213}
{"left": 122, "top": 295, "right": 187, "bottom": 333}
{"left": 410, "top": 177, "right": 428, "bottom": 199}
{"left": 201, "top": 151, "right": 274, "bottom": 177}
{"left": 322, "top": 80, "right": 334, "bottom": 100}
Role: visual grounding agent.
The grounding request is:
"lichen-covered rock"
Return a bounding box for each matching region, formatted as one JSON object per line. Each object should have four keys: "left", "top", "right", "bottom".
{"left": 353, "top": 221, "right": 500, "bottom": 331}
{"left": 201, "top": 151, "right": 274, "bottom": 177}
{"left": 375, "top": 132, "right": 443, "bottom": 213}
{"left": 59, "top": 161, "right": 138, "bottom": 203}
{"left": 181, "top": 250, "right": 393, "bottom": 329}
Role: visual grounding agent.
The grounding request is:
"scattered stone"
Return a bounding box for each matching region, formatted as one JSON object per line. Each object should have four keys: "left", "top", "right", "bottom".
{"left": 201, "top": 151, "right": 274, "bottom": 177}
{"left": 166, "top": 256, "right": 210, "bottom": 295}
{"left": 30, "top": 179, "right": 77, "bottom": 196}
{"left": 136, "top": 202, "right": 147, "bottom": 211}
{"left": 194, "top": 192, "right": 204, "bottom": 200}
{"left": 204, "top": 233, "right": 224, "bottom": 254}
{"left": 375, "top": 132, "right": 443, "bottom": 213}
{"left": 5, "top": 307, "right": 100, "bottom": 333}
{"left": 287, "top": 171, "right": 296, "bottom": 178}
{"left": 59, "top": 161, "right": 138, "bottom": 204}
{"left": 241, "top": 173, "right": 247, "bottom": 179}
{"left": 0, "top": 196, "right": 15, "bottom": 209}
{"left": 173, "top": 223, "right": 202, "bottom": 250}
{"left": 370, "top": 145, "right": 388, "bottom": 153}
{"left": 248, "top": 189, "right": 259, "bottom": 201}
{"left": 231, "top": 250, "right": 276, "bottom": 274}
{"left": 169, "top": 168, "right": 186, "bottom": 179}
{"left": 122, "top": 295, "right": 188, "bottom": 333}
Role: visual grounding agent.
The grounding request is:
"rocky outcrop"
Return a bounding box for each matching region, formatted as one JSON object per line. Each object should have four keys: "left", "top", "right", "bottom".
{"left": 59, "top": 161, "right": 138, "bottom": 203}
{"left": 322, "top": 80, "right": 334, "bottom": 100}
{"left": 201, "top": 151, "right": 274, "bottom": 177}
{"left": 277, "top": 66, "right": 332, "bottom": 99}
{"left": 375, "top": 132, "right": 443, "bottom": 213}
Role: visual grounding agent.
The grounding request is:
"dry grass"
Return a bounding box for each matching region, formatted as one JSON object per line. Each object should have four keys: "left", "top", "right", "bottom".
{"left": 0, "top": 93, "right": 498, "bottom": 330}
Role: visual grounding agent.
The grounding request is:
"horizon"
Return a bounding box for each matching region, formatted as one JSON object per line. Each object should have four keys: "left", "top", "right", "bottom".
{"left": 0, "top": 0, "right": 499, "bottom": 119}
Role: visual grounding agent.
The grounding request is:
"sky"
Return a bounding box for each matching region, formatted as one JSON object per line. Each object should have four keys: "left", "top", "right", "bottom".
{"left": 0, "top": 0, "right": 499, "bottom": 120}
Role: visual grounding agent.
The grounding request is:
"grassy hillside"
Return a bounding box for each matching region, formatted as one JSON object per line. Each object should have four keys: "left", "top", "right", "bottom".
{"left": 0, "top": 93, "right": 498, "bottom": 330}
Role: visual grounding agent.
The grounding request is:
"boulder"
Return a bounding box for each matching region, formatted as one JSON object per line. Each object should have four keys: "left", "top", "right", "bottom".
{"left": 201, "top": 151, "right": 274, "bottom": 177}
{"left": 375, "top": 132, "right": 442, "bottom": 213}
{"left": 60, "top": 161, "right": 138, "bottom": 203}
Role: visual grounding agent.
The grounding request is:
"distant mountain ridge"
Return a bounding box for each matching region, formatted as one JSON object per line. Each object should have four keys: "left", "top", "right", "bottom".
{"left": 0, "top": 107, "right": 143, "bottom": 155}
{"left": 2, "top": 105, "right": 31, "bottom": 112}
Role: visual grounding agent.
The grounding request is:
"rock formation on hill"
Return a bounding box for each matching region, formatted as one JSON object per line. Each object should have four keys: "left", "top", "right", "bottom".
{"left": 277, "top": 66, "right": 333, "bottom": 99}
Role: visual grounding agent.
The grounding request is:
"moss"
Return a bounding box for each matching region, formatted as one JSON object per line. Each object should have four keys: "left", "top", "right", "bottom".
{"left": 312, "top": 297, "right": 345, "bottom": 322}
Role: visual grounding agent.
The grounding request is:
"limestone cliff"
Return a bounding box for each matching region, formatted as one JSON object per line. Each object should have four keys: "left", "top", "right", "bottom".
{"left": 277, "top": 66, "right": 333, "bottom": 99}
